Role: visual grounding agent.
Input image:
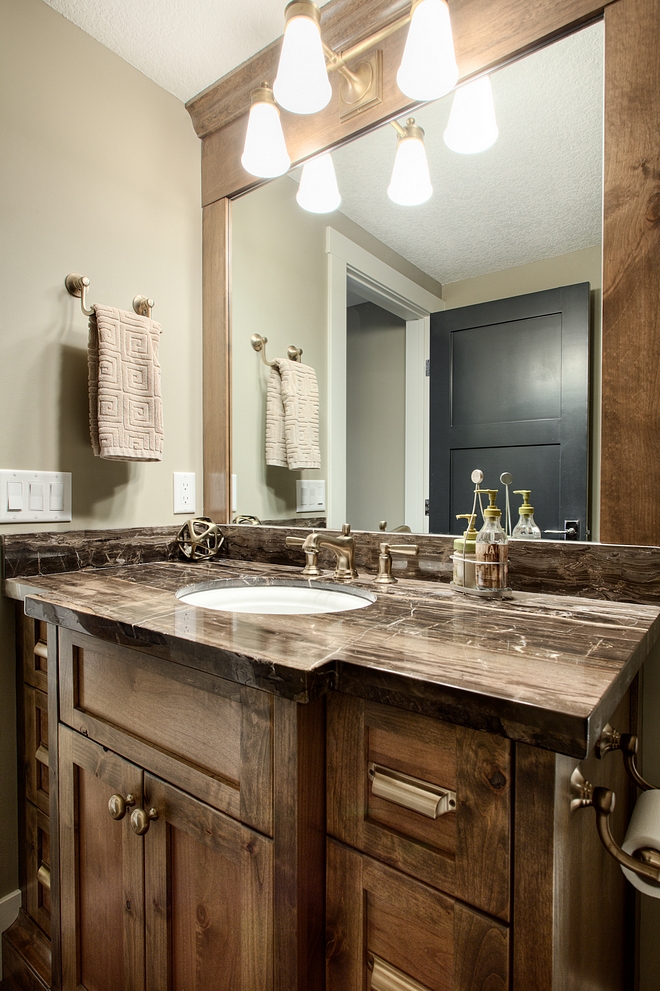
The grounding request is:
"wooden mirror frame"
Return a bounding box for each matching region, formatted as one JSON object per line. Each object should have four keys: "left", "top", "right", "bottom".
{"left": 187, "top": 0, "right": 659, "bottom": 546}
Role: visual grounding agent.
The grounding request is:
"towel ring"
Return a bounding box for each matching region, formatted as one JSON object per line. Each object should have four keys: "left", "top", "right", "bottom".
{"left": 251, "top": 333, "right": 302, "bottom": 366}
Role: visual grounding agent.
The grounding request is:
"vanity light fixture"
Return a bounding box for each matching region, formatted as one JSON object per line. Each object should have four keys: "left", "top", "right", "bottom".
{"left": 444, "top": 75, "right": 499, "bottom": 154}
{"left": 396, "top": 0, "right": 459, "bottom": 102}
{"left": 296, "top": 153, "right": 341, "bottom": 213}
{"left": 273, "top": 1, "right": 332, "bottom": 115}
{"left": 241, "top": 83, "right": 291, "bottom": 178}
{"left": 273, "top": 0, "right": 458, "bottom": 122}
{"left": 387, "top": 118, "right": 433, "bottom": 206}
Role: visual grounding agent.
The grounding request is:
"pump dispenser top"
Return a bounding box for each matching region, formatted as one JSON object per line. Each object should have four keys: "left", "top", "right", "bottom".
{"left": 511, "top": 489, "right": 541, "bottom": 540}
{"left": 477, "top": 489, "right": 502, "bottom": 518}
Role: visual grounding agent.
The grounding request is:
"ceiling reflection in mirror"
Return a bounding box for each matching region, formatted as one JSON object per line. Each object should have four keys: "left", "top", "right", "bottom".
{"left": 230, "top": 21, "right": 603, "bottom": 537}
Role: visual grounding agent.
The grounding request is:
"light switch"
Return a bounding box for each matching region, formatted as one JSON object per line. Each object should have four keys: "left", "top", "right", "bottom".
{"left": 29, "top": 483, "right": 44, "bottom": 511}
{"left": 7, "top": 481, "right": 23, "bottom": 511}
{"left": 0, "top": 470, "right": 71, "bottom": 522}
{"left": 296, "top": 479, "right": 326, "bottom": 513}
{"left": 50, "top": 483, "right": 64, "bottom": 511}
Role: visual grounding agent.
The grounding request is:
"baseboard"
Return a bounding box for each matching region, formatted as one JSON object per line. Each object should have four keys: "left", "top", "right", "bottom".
{"left": 0, "top": 892, "right": 21, "bottom": 981}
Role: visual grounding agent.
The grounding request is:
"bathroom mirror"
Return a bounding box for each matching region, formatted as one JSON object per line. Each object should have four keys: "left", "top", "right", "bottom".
{"left": 230, "top": 21, "right": 603, "bottom": 537}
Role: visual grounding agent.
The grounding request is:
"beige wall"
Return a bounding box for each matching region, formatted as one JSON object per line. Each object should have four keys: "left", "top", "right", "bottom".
{"left": 0, "top": 0, "right": 202, "bottom": 902}
{"left": 442, "top": 245, "right": 603, "bottom": 540}
{"left": 231, "top": 175, "right": 442, "bottom": 523}
{"left": 346, "top": 303, "right": 406, "bottom": 531}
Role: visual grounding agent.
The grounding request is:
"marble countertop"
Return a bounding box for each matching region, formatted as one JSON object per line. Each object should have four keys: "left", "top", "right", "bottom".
{"left": 8, "top": 558, "right": 660, "bottom": 759}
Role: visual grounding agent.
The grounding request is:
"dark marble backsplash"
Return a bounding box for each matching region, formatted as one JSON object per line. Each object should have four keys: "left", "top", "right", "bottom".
{"left": 4, "top": 523, "right": 660, "bottom": 605}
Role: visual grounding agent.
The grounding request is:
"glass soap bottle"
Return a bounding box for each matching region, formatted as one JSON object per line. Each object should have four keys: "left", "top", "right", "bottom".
{"left": 475, "top": 489, "right": 508, "bottom": 590}
{"left": 511, "top": 489, "right": 542, "bottom": 540}
{"left": 453, "top": 513, "right": 478, "bottom": 588}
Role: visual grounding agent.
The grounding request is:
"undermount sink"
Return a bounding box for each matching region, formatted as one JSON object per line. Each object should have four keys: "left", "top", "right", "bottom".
{"left": 176, "top": 578, "right": 377, "bottom": 615}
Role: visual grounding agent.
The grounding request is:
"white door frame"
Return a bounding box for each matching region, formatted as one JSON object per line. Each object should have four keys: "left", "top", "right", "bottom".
{"left": 326, "top": 227, "right": 445, "bottom": 532}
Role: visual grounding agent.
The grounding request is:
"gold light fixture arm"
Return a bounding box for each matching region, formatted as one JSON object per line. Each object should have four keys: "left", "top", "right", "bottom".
{"left": 323, "top": 12, "right": 412, "bottom": 72}
{"left": 570, "top": 768, "right": 660, "bottom": 884}
{"left": 596, "top": 723, "right": 655, "bottom": 791}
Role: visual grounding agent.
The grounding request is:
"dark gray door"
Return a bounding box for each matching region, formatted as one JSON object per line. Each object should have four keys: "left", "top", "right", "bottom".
{"left": 429, "top": 283, "right": 590, "bottom": 537}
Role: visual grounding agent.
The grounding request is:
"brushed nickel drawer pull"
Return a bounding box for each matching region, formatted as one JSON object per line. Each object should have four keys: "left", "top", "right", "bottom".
{"left": 35, "top": 744, "right": 49, "bottom": 767}
{"left": 37, "top": 865, "right": 51, "bottom": 890}
{"left": 33, "top": 642, "right": 48, "bottom": 659}
{"left": 369, "top": 954, "right": 431, "bottom": 991}
{"left": 368, "top": 763, "right": 456, "bottom": 819}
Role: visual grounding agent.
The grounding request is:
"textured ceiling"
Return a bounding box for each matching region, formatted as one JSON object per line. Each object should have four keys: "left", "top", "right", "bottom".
{"left": 329, "top": 23, "right": 604, "bottom": 285}
{"left": 41, "top": 0, "right": 295, "bottom": 101}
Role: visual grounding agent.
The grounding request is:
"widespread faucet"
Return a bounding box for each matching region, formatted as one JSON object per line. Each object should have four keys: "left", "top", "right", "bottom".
{"left": 288, "top": 524, "right": 357, "bottom": 582}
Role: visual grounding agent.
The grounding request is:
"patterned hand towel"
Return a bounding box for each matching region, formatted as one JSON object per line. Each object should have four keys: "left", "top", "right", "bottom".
{"left": 266, "top": 358, "right": 321, "bottom": 470}
{"left": 88, "top": 305, "right": 163, "bottom": 461}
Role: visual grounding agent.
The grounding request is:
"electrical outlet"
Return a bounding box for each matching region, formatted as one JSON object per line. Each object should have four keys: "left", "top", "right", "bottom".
{"left": 173, "top": 472, "right": 196, "bottom": 515}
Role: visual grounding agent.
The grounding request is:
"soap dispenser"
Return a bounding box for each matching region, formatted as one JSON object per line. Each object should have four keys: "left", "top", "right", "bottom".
{"left": 511, "top": 490, "right": 542, "bottom": 540}
{"left": 452, "top": 514, "right": 478, "bottom": 589}
{"left": 475, "top": 490, "right": 508, "bottom": 590}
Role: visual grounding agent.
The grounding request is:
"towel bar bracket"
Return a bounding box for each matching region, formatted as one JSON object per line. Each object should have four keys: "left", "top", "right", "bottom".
{"left": 65, "top": 272, "right": 95, "bottom": 317}
{"left": 251, "top": 333, "right": 302, "bottom": 366}
{"left": 133, "top": 295, "right": 155, "bottom": 319}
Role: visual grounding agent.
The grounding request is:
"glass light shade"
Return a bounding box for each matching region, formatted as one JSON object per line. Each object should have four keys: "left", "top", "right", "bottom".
{"left": 296, "top": 154, "right": 341, "bottom": 213}
{"left": 444, "top": 76, "right": 499, "bottom": 154}
{"left": 273, "top": 14, "right": 332, "bottom": 114}
{"left": 241, "top": 99, "right": 291, "bottom": 178}
{"left": 397, "top": 0, "right": 459, "bottom": 101}
{"left": 387, "top": 135, "right": 433, "bottom": 206}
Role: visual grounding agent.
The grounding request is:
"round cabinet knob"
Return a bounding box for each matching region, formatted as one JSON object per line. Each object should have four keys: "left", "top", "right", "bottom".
{"left": 130, "top": 807, "right": 159, "bottom": 836}
{"left": 108, "top": 793, "right": 135, "bottom": 821}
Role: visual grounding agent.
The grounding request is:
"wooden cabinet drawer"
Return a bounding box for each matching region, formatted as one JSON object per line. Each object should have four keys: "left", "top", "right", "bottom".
{"left": 326, "top": 839, "right": 509, "bottom": 991}
{"left": 58, "top": 630, "right": 273, "bottom": 835}
{"left": 26, "top": 801, "right": 51, "bottom": 937}
{"left": 24, "top": 684, "right": 49, "bottom": 815}
{"left": 327, "top": 694, "right": 511, "bottom": 920}
{"left": 20, "top": 616, "right": 49, "bottom": 693}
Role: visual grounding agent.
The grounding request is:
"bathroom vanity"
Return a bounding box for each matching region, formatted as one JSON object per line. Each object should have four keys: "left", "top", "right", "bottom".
{"left": 3, "top": 526, "right": 660, "bottom": 991}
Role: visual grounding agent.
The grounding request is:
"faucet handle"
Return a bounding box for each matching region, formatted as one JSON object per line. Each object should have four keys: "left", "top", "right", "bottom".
{"left": 375, "top": 542, "right": 418, "bottom": 584}
{"left": 285, "top": 536, "right": 305, "bottom": 548}
{"left": 389, "top": 544, "right": 419, "bottom": 558}
{"left": 342, "top": 523, "right": 352, "bottom": 536}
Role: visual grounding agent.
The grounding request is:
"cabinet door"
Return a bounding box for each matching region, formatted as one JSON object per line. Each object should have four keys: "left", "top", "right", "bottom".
{"left": 144, "top": 773, "right": 273, "bottom": 991}
{"left": 326, "top": 839, "right": 509, "bottom": 991}
{"left": 59, "top": 726, "right": 145, "bottom": 991}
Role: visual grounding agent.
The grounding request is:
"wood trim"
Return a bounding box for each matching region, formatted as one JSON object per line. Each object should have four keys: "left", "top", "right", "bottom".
{"left": 202, "top": 197, "right": 231, "bottom": 521}
{"left": 272, "top": 696, "right": 326, "bottom": 991}
{"left": 600, "top": 0, "right": 660, "bottom": 545}
{"left": 46, "top": 624, "right": 60, "bottom": 991}
{"left": 511, "top": 744, "right": 556, "bottom": 991}
{"left": 1, "top": 909, "right": 51, "bottom": 991}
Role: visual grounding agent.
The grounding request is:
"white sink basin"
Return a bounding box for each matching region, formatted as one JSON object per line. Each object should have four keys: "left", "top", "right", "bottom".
{"left": 176, "top": 579, "right": 377, "bottom": 615}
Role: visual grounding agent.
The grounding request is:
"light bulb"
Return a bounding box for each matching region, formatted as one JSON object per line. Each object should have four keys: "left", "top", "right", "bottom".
{"left": 444, "top": 76, "right": 499, "bottom": 154}
{"left": 397, "top": 0, "right": 459, "bottom": 101}
{"left": 241, "top": 84, "right": 291, "bottom": 179}
{"left": 387, "top": 120, "right": 433, "bottom": 206}
{"left": 296, "top": 154, "right": 341, "bottom": 213}
{"left": 273, "top": 1, "right": 332, "bottom": 115}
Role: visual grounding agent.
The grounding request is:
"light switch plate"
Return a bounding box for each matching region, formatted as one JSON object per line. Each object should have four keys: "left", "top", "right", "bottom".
{"left": 0, "top": 470, "right": 72, "bottom": 523}
{"left": 173, "top": 472, "right": 196, "bottom": 515}
{"left": 296, "top": 479, "right": 326, "bottom": 513}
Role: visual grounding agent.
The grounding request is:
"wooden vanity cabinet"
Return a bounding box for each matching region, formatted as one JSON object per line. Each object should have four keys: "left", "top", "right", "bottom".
{"left": 53, "top": 628, "right": 325, "bottom": 991}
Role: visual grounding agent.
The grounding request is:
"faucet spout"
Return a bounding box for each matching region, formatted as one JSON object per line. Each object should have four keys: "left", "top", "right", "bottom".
{"left": 303, "top": 524, "right": 358, "bottom": 582}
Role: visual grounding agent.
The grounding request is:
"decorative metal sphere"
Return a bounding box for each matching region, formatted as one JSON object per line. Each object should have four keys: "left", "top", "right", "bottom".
{"left": 176, "top": 517, "right": 224, "bottom": 561}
